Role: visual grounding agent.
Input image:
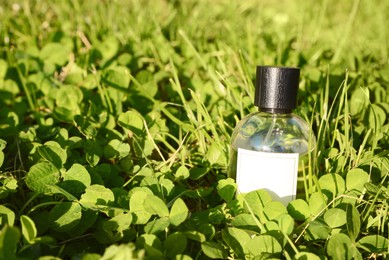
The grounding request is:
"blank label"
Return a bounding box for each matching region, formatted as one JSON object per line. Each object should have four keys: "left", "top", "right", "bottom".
{"left": 237, "top": 148, "right": 299, "bottom": 205}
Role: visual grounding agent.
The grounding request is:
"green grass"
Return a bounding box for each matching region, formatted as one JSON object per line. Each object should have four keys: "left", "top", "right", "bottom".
{"left": 0, "top": 0, "right": 389, "bottom": 259}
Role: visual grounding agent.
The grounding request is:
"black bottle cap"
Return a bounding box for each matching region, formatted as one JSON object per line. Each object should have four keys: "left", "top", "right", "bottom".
{"left": 254, "top": 66, "right": 300, "bottom": 114}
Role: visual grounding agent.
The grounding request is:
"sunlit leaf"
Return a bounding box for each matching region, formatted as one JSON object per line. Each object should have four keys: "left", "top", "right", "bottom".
{"left": 118, "top": 111, "right": 144, "bottom": 136}
{"left": 103, "top": 139, "right": 130, "bottom": 160}
{"left": 169, "top": 198, "right": 189, "bottom": 226}
{"left": 246, "top": 235, "right": 282, "bottom": 257}
{"left": 277, "top": 214, "right": 294, "bottom": 236}
{"left": 294, "top": 252, "right": 321, "bottom": 260}
{"left": 144, "top": 217, "right": 170, "bottom": 234}
{"left": 327, "top": 233, "right": 362, "bottom": 259}
{"left": 346, "top": 168, "right": 369, "bottom": 193}
{"left": 263, "top": 201, "right": 287, "bottom": 221}
{"left": 174, "top": 165, "right": 190, "bottom": 180}
{"left": 358, "top": 235, "right": 388, "bottom": 253}
{"left": 231, "top": 213, "right": 261, "bottom": 233}
{"left": 178, "top": 230, "right": 203, "bottom": 244}
{"left": 129, "top": 190, "right": 153, "bottom": 225}
{"left": 324, "top": 208, "right": 347, "bottom": 228}
{"left": 103, "top": 67, "right": 130, "bottom": 90}
{"left": 25, "top": 162, "right": 60, "bottom": 194}
{"left": 39, "top": 42, "right": 71, "bottom": 66}
{"left": 350, "top": 87, "right": 369, "bottom": 116}
{"left": 49, "top": 202, "right": 82, "bottom": 232}
{"left": 305, "top": 219, "right": 331, "bottom": 240}
{"left": 222, "top": 227, "right": 251, "bottom": 258}
{"left": 201, "top": 241, "right": 228, "bottom": 259}
{"left": 217, "top": 178, "right": 237, "bottom": 202}
{"left": 100, "top": 243, "right": 137, "bottom": 260}
{"left": 308, "top": 192, "right": 327, "bottom": 216}
{"left": 103, "top": 212, "right": 133, "bottom": 242}
{"left": 60, "top": 163, "right": 91, "bottom": 195}
{"left": 96, "top": 36, "right": 119, "bottom": 62}
{"left": 206, "top": 142, "right": 227, "bottom": 166}
{"left": 365, "top": 104, "right": 386, "bottom": 131}
{"left": 36, "top": 144, "right": 65, "bottom": 169}
{"left": 0, "top": 205, "right": 15, "bottom": 227}
{"left": 56, "top": 85, "right": 83, "bottom": 113}
{"left": 79, "top": 185, "right": 115, "bottom": 209}
{"left": 20, "top": 215, "right": 37, "bottom": 243}
{"left": 287, "top": 199, "right": 310, "bottom": 221}
{"left": 136, "top": 234, "right": 163, "bottom": 257}
{"left": 144, "top": 195, "right": 169, "bottom": 218}
{"left": 318, "top": 174, "right": 345, "bottom": 200}
{"left": 243, "top": 189, "right": 272, "bottom": 222}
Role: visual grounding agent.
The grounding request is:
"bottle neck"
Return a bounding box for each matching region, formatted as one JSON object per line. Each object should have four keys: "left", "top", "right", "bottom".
{"left": 259, "top": 107, "right": 293, "bottom": 114}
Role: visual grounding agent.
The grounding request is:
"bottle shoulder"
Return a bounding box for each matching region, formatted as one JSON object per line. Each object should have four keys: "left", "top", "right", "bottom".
{"left": 231, "top": 112, "right": 315, "bottom": 154}
{"left": 232, "top": 112, "right": 311, "bottom": 137}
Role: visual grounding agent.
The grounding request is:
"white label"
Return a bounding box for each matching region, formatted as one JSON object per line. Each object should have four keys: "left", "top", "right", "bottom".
{"left": 236, "top": 148, "right": 299, "bottom": 205}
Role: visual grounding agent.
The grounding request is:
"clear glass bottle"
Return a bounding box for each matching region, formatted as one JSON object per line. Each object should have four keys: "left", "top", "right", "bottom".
{"left": 228, "top": 66, "right": 316, "bottom": 205}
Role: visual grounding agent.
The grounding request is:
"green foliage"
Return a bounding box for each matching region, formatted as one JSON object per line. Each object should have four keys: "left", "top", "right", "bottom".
{"left": 0, "top": 225, "right": 20, "bottom": 260}
{"left": 0, "top": 0, "right": 388, "bottom": 258}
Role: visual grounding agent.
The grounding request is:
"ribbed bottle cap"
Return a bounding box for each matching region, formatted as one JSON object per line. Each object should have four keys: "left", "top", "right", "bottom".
{"left": 254, "top": 66, "right": 300, "bottom": 113}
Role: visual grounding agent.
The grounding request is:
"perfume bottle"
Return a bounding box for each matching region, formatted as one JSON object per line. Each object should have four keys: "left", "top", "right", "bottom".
{"left": 228, "top": 66, "right": 316, "bottom": 205}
